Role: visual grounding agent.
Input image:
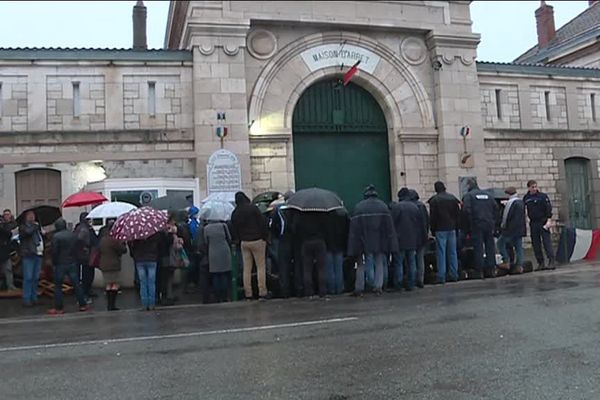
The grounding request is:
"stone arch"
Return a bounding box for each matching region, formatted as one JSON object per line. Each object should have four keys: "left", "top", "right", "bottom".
{"left": 248, "top": 31, "right": 435, "bottom": 135}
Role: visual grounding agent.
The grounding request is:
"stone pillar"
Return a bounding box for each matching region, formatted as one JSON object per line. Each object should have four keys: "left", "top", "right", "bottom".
{"left": 190, "top": 23, "right": 252, "bottom": 198}
{"left": 426, "top": 32, "right": 487, "bottom": 196}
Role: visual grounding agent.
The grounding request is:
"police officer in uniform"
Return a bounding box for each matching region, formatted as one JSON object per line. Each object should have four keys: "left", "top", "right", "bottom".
{"left": 523, "top": 180, "right": 555, "bottom": 270}
{"left": 462, "top": 178, "right": 498, "bottom": 279}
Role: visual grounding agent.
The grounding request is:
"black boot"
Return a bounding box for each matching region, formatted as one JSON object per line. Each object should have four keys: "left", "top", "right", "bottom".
{"left": 105, "top": 290, "right": 112, "bottom": 311}
{"left": 110, "top": 290, "right": 120, "bottom": 311}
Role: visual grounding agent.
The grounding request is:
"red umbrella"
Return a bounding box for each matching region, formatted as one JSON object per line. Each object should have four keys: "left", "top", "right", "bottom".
{"left": 62, "top": 192, "right": 108, "bottom": 208}
{"left": 110, "top": 206, "right": 168, "bottom": 241}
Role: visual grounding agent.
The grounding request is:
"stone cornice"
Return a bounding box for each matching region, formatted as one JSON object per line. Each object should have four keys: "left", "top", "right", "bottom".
{"left": 425, "top": 32, "right": 481, "bottom": 50}
{"left": 0, "top": 129, "right": 193, "bottom": 146}
{"left": 484, "top": 128, "right": 600, "bottom": 140}
{"left": 249, "top": 133, "right": 291, "bottom": 143}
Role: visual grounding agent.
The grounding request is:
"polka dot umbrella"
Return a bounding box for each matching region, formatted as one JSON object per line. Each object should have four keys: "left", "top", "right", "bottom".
{"left": 109, "top": 206, "right": 168, "bottom": 242}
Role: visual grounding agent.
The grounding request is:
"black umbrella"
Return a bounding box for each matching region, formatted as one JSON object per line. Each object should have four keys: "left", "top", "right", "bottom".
{"left": 286, "top": 188, "right": 344, "bottom": 212}
{"left": 150, "top": 195, "right": 190, "bottom": 212}
{"left": 17, "top": 205, "right": 62, "bottom": 227}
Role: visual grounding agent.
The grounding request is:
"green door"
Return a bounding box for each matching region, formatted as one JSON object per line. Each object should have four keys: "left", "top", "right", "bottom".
{"left": 565, "top": 158, "right": 593, "bottom": 229}
{"left": 292, "top": 80, "right": 391, "bottom": 210}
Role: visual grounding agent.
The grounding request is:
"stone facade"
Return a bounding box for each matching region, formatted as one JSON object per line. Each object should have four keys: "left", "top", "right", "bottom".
{"left": 0, "top": 75, "right": 28, "bottom": 131}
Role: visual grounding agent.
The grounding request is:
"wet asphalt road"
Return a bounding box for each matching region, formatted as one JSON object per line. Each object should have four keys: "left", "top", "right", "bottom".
{"left": 2, "top": 263, "right": 600, "bottom": 400}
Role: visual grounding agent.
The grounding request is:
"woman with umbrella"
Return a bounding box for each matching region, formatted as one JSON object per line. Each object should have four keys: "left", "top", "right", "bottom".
{"left": 111, "top": 207, "right": 167, "bottom": 311}
{"left": 99, "top": 220, "right": 127, "bottom": 311}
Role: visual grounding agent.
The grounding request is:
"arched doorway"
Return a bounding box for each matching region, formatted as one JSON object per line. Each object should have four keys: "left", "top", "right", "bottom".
{"left": 292, "top": 80, "right": 391, "bottom": 210}
{"left": 565, "top": 157, "right": 593, "bottom": 229}
{"left": 15, "top": 169, "right": 62, "bottom": 213}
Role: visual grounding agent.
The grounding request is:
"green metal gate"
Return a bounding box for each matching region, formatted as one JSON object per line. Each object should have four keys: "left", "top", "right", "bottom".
{"left": 565, "top": 157, "right": 593, "bottom": 229}
{"left": 292, "top": 80, "right": 391, "bottom": 210}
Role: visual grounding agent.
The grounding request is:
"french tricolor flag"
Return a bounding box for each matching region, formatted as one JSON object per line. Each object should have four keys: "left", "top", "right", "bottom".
{"left": 556, "top": 227, "right": 600, "bottom": 263}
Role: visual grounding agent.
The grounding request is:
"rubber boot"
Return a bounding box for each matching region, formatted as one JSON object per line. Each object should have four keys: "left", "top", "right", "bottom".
{"left": 111, "top": 290, "right": 120, "bottom": 311}
{"left": 105, "top": 290, "right": 112, "bottom": 311}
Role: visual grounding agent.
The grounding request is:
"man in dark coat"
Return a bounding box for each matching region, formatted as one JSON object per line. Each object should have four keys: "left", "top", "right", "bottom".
{"left": 1, "top": 209, "right": 17, "bottom": 291}
{"left": 523, "top": 179, "right": 555, "bottom": 270}
{"left": 48, "top": 218, "right": 88, "bottom": 315}
{"left": 497, "top": 187, "right": 526, "bottom": 274}
{"left": 270, "top": 191, "right": 298, "bottom": 298}
{"left": 324, "top": 208, "right": 349, "bottom": 295}
{"left": 74, "top": 212, "right": 99, "bottom": 301}
{"left": 463, "top": 178, "right": 498, "bottom": 278}
{"left": 408, "top": 189, "right": 429, "bottom": 288}
{"left": 428, "top": 181, "right": 461, "bottom": 283}
{"left": 390, "top": 188, "right": 421, "bottom": 291}
{"left": 231, "top": 191, "right": 270, "bottom": 300}
{"left": 348, "top": 185, "right": 398, "bottom": 295}
{"left": 291, "top": 211, "right": 329, "bottom": 298}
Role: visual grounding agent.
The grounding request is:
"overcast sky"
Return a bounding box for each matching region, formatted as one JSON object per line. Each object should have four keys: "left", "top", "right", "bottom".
{"left": 0, "top": 1, "right": 591, "bottom": 62}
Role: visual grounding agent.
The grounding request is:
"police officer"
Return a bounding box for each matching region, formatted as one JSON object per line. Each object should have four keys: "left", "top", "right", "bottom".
{"left": 462, "top": 178, "right": 498, "bottom": 279}
{"left": 523, "top": 180, "right": 555, "bottom": 270}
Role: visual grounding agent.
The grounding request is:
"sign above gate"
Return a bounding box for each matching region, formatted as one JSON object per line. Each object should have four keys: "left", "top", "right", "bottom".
{"left": 300, "top": 44, "right": 381, "bottom": 74}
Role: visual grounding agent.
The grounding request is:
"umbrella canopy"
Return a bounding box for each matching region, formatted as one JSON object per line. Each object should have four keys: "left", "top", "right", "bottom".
{"left": 110, "top": 206, "right": 168, "bottom": 241}
{"left": 267, "top": 197, "right": 286, "bottom": 213}
{"left": 150, "top": 195, "right": 190, "bottom": 212}
{"left": 286, "top": 188, "right": 344, "bottom": 212}
{"left": 199, "top": 200, "right": 235, "bottom": 221}
{"left": 202, "top": 192, "right": 236, "bottom": 204}
{"left": 252, "top": 191, "right": 281, "bottom": 206}
{"left": 17, "top": 205, "right": 62, "bottom": 227}
{"left": 87, "top": 202, "right": 137, "bottom": 219}
{"left": 62, "top": 192, "right": 108, "bottom": 208}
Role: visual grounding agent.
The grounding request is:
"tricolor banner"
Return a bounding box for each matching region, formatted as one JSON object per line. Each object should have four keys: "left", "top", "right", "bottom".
{"left": 556, "top": 227, "right": 600, "bottom": 263}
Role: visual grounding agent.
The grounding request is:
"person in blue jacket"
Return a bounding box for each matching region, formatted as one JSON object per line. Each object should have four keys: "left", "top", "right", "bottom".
{"left": 523, "top": 180, "right": 555, "bottom": 270}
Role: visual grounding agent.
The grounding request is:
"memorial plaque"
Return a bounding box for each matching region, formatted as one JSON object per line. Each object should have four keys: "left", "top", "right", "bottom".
{"left": 207, "top": 149, "right": 242, "bottom": 195}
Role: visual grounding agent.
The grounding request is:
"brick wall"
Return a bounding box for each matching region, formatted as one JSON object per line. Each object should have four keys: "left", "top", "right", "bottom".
{"left": 0, "top": 75, "right": 28, "bottom": 131}
{"left": 480, "top": 84, "right": 520, "bottom": 129}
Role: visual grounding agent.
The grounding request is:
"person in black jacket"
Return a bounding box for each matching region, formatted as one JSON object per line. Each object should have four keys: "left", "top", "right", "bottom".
{"left": 292, "top": 211, "right": 329, "bottom": 298}
{"left": 390, "top": 188, "right": 421, "bottom": 291}
{"left": 428, "top": 181, "right": 461, "bottom": 283}
{"left": 497, "top": 187, "right": 526, "bottom": 274}
{"left": 463, "top": 178, "right": 498, "bottom": 278}
{"left": 231, "top": 191, "right": 270, "bottom": 300}
{"left": 324, "top": 208, "right": 349, "bottom": 295}
{"left": 1, "top": 209, "right": 17, "bottom": 291}
{"left": 48, "top": 218, "right": 88, "bottom": 314}
{"left": 74, "top": 212, "right": 99, "bottom": 302}
{"left": 408, "top": 189, "right": 429, "bottom": 288}
{"left": 523, "top": 179, "right": 555, "bottom": 270}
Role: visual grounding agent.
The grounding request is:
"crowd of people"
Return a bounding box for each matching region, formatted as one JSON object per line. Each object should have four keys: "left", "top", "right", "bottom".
{"left": 0, "top": 177, "right": 557, "bottom": 313}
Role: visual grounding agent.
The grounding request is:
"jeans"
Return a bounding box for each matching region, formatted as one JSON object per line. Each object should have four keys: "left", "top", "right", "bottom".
{"left": 393, "top": 250, "right": 416, "bottom": 289}
{"left": 54, "top": 263, "right": 86, "bottom": 309}
{"left": 498, "top": 235, "right": 524, "bottom": 267}
{"left": 241, "top": 239, "right": 267, "bottom": 298}
{"left": 472, "top": 227, "right": 496, "bottom": 271}
{"left": 1, "top": 258, "right": 15, "bottom": 289}
{"left": 355, "top": 253, "right": 385, "bottom": 292}
{"left": 530, "top": 221, "right": 554, "bottom": 264}
{"left": 211, "top": 272, "right": 230, "bottom": 302}
{"left": 136, "top": 261, "right": 157, "bottom": 308}
{"left": 436, "top": 230, "right": 459, "bottom": 282}
{"left": 80, "top": 264, "right": 95, "bottom": 297}
{"left": 415, "top": 245, "right": 426, "bottom": 287}
{"left": 301, "top": 239, "right": 327, "bottom": 297}
{"left": 22, "top": 255, "right": 42, "bottom": 304}
{"left": 326, "top": 251, "right": 344, "bottom": 294}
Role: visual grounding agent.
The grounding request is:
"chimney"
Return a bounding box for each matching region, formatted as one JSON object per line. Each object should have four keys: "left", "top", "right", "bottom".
{"left": 133, "top": 0, "right": 147, "bottom": 50}
{"left": 535, "top": 1, "right": 556, "bottom": 48}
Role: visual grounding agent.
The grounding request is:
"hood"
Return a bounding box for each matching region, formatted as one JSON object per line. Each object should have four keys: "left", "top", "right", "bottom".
{"left": 363, "top": 185, "right": 379, "bottom": 199}
{"left": 434, "top": 181, "right": 446, "bottom": 194}
{"left": 235, "top": 191, "right": 251, "bottom": 206}
{"left": 54, "top": 218, "right": 67, "bottom": 231}
{"left": 408, "top": 189, "right": 419, "bottom": 201}
{"left": 397, "top": 187, "right": 410, "bottom": 201}
{"left": 189, "top": 206, "right": 199, "bottom": 217}
{"left": 79, "top": 212, "right": 89, "bottom": 223}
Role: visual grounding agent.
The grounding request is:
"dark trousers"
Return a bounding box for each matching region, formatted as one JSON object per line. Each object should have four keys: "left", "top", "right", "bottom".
{"left": 471, "top": 227, "right": 496, "bottom": 271}
{"left": 55, "top": 263, "right": 86, "bottom": 310}
{"left": 184, "top": 254, "right": 199, "bottom": 288}
{"left": 211, "top": 272, "right": 231, "bottom": 302}
{"left": 530, "top": 221, "right": 554, "bottom": 264}
{"left": 80, "top": 264, "right": 95, "bottom": 297}
{"left": 278, "top": 235, "right": 293, "bottom": 297}
{"left": 198, "top": 260, "right": 211, "bottom": 304}
{"left": 301, "top": 239, "right": 327, "bottom": 297}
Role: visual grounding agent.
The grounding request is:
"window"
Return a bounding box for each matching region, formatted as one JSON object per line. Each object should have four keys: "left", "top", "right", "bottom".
{"left": 591, "top": 93, "right": 597, "bottom": 122}
{"left": 544, "top": 90, "right": 551, "bottom": 121}
{"left": 73, "top": 82, "right": 80, "bottom": 117}
{"left": 495, "top": 89, "right": 502, "bottom": 119}
{"left": 148, "top": 82, "right": 156, "bottom": 116}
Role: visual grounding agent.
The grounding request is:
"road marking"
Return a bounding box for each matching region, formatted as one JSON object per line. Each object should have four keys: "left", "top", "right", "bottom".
{"left": 0, "top": 317, "right": 358, "bottom": 353}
